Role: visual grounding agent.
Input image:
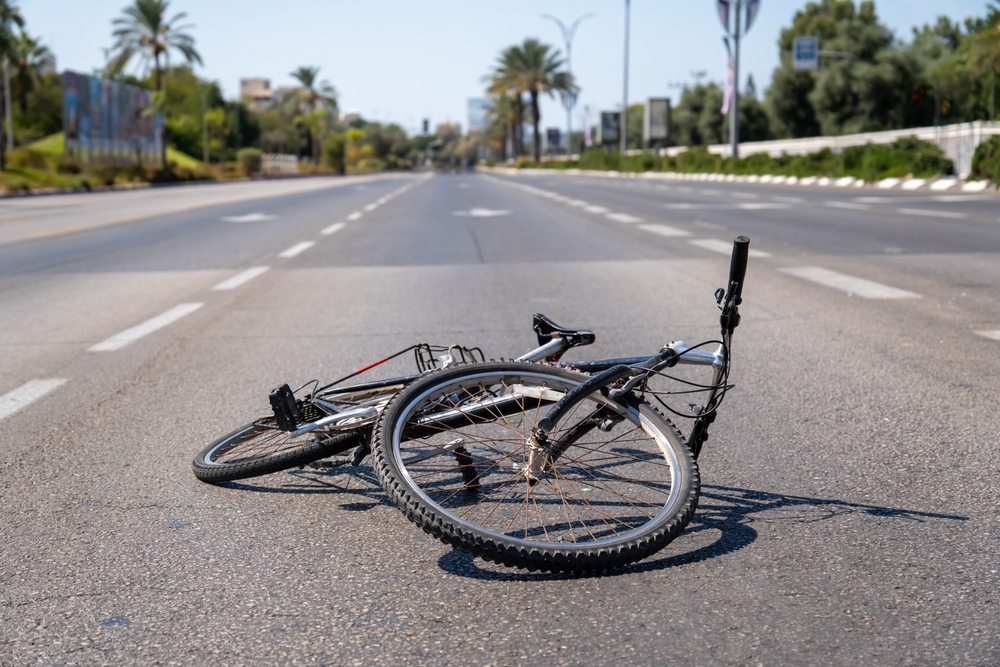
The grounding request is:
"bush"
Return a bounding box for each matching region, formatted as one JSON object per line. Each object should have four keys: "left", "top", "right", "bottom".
{"left": 87, "top": 163, "right": 120, "bottom": 186}
{"left": 237, "top": 147, "right": 262, "bottom": 176}
{"left": 972, "top": 135, "right": 1000, "bottom": 185}
{"left": 8, "top": 147, "right": 48, "bottom": 169}
{"left": 513, "top": 156, "right": 537, "bottom": 169}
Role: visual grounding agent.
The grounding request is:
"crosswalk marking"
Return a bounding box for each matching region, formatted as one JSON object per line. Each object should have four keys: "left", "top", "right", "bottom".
{"left": 780, "top": 267, "right": 919, "bottom": 299}
{"left": 0, "top": 379, "right": 68, "bottom": 422}
{"left": 89, "top": 303, "right": 204, "bottom": 352}
{"left": 689, "top": 239, "right": 771, "bottom": 257}
{"left": 637, "top": 224, "right": 691, "bottom": 238}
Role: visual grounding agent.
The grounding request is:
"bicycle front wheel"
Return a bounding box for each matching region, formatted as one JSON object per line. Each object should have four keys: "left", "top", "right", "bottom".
{"left": 372, "top": 362, "right": 699, "bottom": 573}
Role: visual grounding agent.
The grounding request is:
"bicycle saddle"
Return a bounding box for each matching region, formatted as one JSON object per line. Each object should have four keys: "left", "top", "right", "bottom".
{"left": 532, "top": 313, "right": 596, "bottom": 348}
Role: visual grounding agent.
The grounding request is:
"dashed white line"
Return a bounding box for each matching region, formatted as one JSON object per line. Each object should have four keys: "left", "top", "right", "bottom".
{"left": 321, "top": 222, "right": 346, "bottom": 235}
{"left": 363, "top": 203, "right": 378, "bottom": 212}
{"left": 825, "top": 201, "right": 871, "bottom": 210}
{"left": 583, "top": 205, "right": 609, "bottom": 214}
{"left": 689, "top": 239, "right": 771, "bottom": 257}
{"left": 638, "top": 224, "right": 691, "bottom": 237}
{"left": 606, "top": 212, "right": 643, "bottom": 223}
{"left": 975, "top": 330, "right": 1000, "bottom": 341}
{"left": 212, "top": 266, "right": 270, "bottom": 291}
{"left": 347, "top": 212, "right": 363, "bottom": 221}
{"left": 221, "top": 213, "right": 276, "bottom": 223}
{"left": 278, "top": 241, "right": 316, "bottom": 258}
{"left": 89, "top": 303, "right": 204, "bottom": 352}
{"left": 738, "top": 203, "right": 790, "bottom": 210}
{"left": 0, "top": 379, "right": 68, "bottom": 421}
{"left": 897, "top": 208, "right": 967, "bottom": 219}
{"left": 779, "top": 267, "right": 919, "bottom": 299}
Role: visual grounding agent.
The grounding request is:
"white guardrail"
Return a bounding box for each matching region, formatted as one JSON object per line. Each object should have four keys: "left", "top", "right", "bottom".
{"left": 655, "top": 121, "right": 1000, "bottom": 178}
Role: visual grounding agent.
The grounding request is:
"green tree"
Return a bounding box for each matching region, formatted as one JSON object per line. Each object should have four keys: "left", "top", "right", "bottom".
{"left": 0, "top": 0, "right": 24, "bottom": 170}
{"left": 484, "top": 93, "right": 521, "bottom": 161}
{"left": 10, "top": 31, "right": 53, "bottom": 113}
{"left": 282, "top": 66, "right": 337, "bottom": 162}
{"left": 488, "top": 38, "right": 574, "bottom": 161}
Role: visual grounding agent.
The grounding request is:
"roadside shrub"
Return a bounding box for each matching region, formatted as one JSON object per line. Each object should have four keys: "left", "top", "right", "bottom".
{"left": 87, "top": 163, "right": 120, "bottom": 186}
{"left": 237, "top": 147, "right": 262, "bottom": 176}
{"left": 483, "top": 156, "right": 497, "bottom": 168}
{"left": 9, "top": 147, "right": 48, "bottom": 169}
{"left": 971, "top": 135, "right": 1000, "bottom": 184}
{"left": 578, "top": 150, "right": 618, "bottom": 171}
{"left": 52, "top": 154, "right": 82, "bottom": 174}
{"left": 513, "top": 156, "right": 537, "bottom": 169}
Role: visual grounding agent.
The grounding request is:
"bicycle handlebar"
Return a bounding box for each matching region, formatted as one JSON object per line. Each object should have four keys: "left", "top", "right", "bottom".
{"left": 728, "top": 236, "right": 750, "bottom": 300}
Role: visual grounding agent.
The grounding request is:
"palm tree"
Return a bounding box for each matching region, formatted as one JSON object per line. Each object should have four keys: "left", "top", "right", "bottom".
{"left": 484, "top": 94, "right": 521, "bottom": 162}
{"left": 282, "top": 66, "right": 337, "bottom": 163}
{"left": 10, "top": 31, "right": 54, "bottom": 113}
{"left": 0, "top": 0, "right": 23, "bottom": 170}
{"left": 106, "top": 0, "right": 201, "bottom": 166}
{"left": 106, "top": 0, "right": 202, "bottom": 91}
{"left": 488, "top": 39, "right": 575, "bottom": 162}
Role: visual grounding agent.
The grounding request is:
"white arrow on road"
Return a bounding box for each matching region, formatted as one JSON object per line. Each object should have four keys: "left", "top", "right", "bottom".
{"left": 221, "top": 213, "right": 276, "bottom": 223}
{"left": 453, "top": 208, "right": 512, "bottom": 217}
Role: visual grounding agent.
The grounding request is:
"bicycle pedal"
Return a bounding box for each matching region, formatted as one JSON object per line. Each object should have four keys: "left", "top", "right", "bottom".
{"left": 269, "top": 384, "right": 302, "bottom": 432}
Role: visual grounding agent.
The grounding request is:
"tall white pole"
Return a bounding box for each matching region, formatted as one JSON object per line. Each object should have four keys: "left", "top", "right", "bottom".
{"left": 621, "top": 0, "right": 630, "bottom": 154}
{"left": 730, "top": 0, "right": 742, "bottom": 158}
{"left": 3, "top": 60, "right": 12, "bottom": 152}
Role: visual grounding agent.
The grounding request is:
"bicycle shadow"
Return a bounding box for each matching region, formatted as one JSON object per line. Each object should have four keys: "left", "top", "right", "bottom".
{"left": 435, "top": 483, "right": 968, "bottom": 581}
{"left": 214, "top": 465, "right": 393, "bottom": 511}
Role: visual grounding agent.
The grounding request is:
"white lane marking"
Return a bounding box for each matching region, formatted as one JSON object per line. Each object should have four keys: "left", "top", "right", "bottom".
{"left": 664, "top": 203, "right": 706, "bottom": 209}
{"left": 377, "top": 197, "right": 389, "bottom": 203}
{"left": 0, "top": 379, "right": 68, "bottom": 422}
{"left": 89, "top": 303, "right": 204, "bottom": 352}
{"left": 975, "top": 330, "right": 1000, "bottom": 341}
{"left": 453, "top": 208, "right": 511, "bottom": 217}
{"left": 583, "top": 205, "right": 609, "bottom": 213}
{"left": 221, "top": 213, "right": 275, "bottom": 223}
{"left": 689, "top": 239, "right": 771, "bottom": 257}
{"left": 567, "top": 199, "right": 589, "bottom": 207}
{"left": 638, "top": 224, "right": 691, "bottom": 238}
{"left": 772, "top": 196, "right": 804, "bottom": 203}
{"left": 212, "top": 266, "right": 270, "bottom": 291}
{"left": 825, "top": 201, "right": 871, "bottom": 210}
{"left": 897, "top": 208, "right": 967, "bottom": 219}
{"left": 607, "top": 212, "right": 643, "bottom": 223}
{"left": 738, "top": 202, "right": 791, "bottom": 210}
{"left": 780, "top": 267, "right": 919, "bottom": 299}
{"left": 321, "top": 222, "right": 346, "bottom": 235}
{"left": 347, "top": 212, "right": 363, "bottom": 221}
{"left": 363, "top": 203, "right": 378, "bottom": 212}
{"left": 278, "top": 241, "right": 316, "bottom": 258}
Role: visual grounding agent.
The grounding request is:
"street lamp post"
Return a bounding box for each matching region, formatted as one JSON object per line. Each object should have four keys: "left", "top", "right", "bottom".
{"left": 542, "top": 12, "right": 595, "bottom": 156}
{"left": 729, "top": 0, "right": 741, "bottom": 158}
{"left": 622, "top": 0, "right": 630, "bottom": 154}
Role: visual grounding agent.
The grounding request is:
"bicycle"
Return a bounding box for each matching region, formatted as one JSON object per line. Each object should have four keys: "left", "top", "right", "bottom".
{"left": 194, "top": 236, "right": 751, "bottom": 573}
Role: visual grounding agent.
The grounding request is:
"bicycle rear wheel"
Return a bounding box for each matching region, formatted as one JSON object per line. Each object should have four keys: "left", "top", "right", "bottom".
{"left": 372, "top": 362, "right": 700, "bottom": 573}
{"left": 192, "top": 383, "right": 401, "bottom": 483}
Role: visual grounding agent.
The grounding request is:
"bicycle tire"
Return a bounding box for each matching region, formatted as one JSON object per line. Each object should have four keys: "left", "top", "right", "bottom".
{"left": 372, "top": 361, "right": 699, "bottom": 573}
{"left": 192, "top": 421, "right": 364, "bottom": 483}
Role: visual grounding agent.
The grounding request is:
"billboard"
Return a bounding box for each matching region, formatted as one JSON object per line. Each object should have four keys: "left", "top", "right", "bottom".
{"left": 467, "top": 97, "right": 490, "bottom": 132}
{"left": 644, "top": 98, "right": 670, "bottom": 143}
{"left": 62, "top": 70, "right": 161, "bottom": 164}
{"left": 546, "top": 127, "right": 561, "bottom": 149}
{"left": 598, "top": 112, "right": 620, "bottom": 145}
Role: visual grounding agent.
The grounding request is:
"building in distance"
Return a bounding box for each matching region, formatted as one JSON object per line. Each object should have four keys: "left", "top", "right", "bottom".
{"left": 467, "top": 98, "right": 489, "bottom": 133}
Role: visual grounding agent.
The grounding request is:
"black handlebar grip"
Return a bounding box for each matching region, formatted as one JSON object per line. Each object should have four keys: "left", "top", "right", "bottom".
{"left": 728, "top": 236, "right": 750, "bottom": 298}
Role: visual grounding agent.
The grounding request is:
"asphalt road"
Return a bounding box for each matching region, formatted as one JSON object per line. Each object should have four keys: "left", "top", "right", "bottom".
{"left": 1, "top": 172, "right": 997, "bottom": 666}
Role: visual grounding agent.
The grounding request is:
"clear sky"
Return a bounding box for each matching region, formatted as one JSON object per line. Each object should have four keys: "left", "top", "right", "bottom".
{"left": 21, "top": 0, "right": 991, "bottom": 136}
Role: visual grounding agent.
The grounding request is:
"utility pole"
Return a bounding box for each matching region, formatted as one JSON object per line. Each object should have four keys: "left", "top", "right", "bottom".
{"left": 542, "top": 12, "right": 594, "bottom": 156}
{"left": 621, "top": 0, "right": 630, "bottom": 154}
{"left": 201, "top": 89, "right": 209, "bottom": 164}
{"left": 3, "top": 59, "right": 12, "bottom": 152}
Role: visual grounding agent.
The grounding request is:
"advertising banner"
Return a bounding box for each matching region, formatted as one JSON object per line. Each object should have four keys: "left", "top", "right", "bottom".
{"left": 644, "top": 98, "right": 670, "bottom": 143}
{"left": 546, "top": 127, "right": 561, "bottom": 149}
{"left": 599, "top": 112, "right": 620, "bottom": 145}
{"left": 62, "top": 70, "right": 161, "bottom": 164}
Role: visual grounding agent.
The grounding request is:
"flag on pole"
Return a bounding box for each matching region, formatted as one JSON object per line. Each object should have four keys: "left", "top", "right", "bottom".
{"left": 716, "top": 0, "right": 731, "bottom": 33}
{"left": 745, "top": 0, "right": 761, "bottom": 34}
{"left": 721, "top": 37, "right": 735, "bottom": 115}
